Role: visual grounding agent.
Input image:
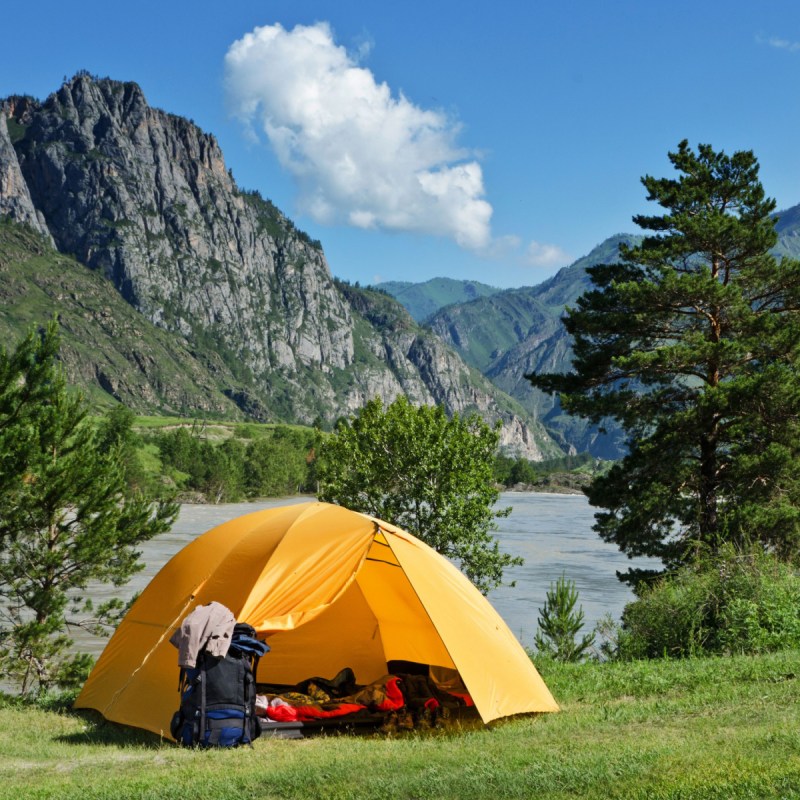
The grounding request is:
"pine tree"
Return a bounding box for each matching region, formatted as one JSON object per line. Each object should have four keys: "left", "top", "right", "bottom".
{"left": 0, "top": 321, "right": 178, "bottom": 693}
{"left": 530, "top": 142, "right": 800, "bottom": 584}
{"left": 534, "top": 575, "right": 595, "bottom": 662}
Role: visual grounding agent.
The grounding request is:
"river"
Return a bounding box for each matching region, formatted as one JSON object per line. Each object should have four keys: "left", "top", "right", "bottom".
{"left": 72, "top": 493, "right": 657, "bottom": 657}
{"left": 488, "top": 492, "right": 655, "bottom": 645}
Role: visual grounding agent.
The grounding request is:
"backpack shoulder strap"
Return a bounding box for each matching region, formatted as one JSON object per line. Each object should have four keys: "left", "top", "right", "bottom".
{"left": 198, "top": 652, "right": 208, "bottom": 746}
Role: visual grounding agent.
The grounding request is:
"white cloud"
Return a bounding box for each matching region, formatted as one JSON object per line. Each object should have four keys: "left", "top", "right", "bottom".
{"left": 224, "top": 22, "right": 493, "bottom": 250}
{"left": 757, "top": 33, "right": 800, "bottom": 53}
{"left": 524, "top": 240, "right": 571, "bottom": 269}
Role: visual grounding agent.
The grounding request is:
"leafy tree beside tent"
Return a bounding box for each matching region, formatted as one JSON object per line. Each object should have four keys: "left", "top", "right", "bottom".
{"left": 530, "top": 141, "right": 800, "bottom": 584}
{"left": 316, "top": 396, "right": 518, "bottom": 594}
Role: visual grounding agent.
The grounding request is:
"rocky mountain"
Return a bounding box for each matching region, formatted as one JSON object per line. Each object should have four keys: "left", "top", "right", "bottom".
{"left": 425, "top": 235, "right": 638, "bottom": 458}
{"left": 374, "top": 277, "right": 501, "bottom": 322}
{"left": 773, "top": 204, "right": 800, "bottom": 260}
{"left": 0, "top": 107, "right": 52, "bottom": 243}
{"left": 0, "top": 73, "right": 559, "bottom": 460}
{"left": 0, "top": 219, "right": 251, "bottom": 417}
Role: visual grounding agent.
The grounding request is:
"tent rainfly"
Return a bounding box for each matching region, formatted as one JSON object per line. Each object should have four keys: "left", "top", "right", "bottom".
{"left": 76, "top": 502, "right": 558, "bottom": 735}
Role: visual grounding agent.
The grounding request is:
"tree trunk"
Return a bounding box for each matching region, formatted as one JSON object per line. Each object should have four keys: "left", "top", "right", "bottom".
{"left": 698, "top": 430, "right": 718, "bottom": 548}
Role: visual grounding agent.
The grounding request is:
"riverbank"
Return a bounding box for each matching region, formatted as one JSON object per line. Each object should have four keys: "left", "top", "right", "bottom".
{"left": 1, "top": 648, "right": 797, "bottom": 799}
{"left": 504, "top": 471, "right": 592, "bottom": 495}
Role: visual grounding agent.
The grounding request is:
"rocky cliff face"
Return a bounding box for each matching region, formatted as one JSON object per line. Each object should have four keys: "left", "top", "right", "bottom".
{"left": 0, "top": 74, "right": 557, "bottom": 459}
{"left": 7, "top": 77, "right": 353, "bottom": 375}
{"left": 0, "top": 107, "right": 52, "bottom": 243}
{"left": 0, "top": 219, "right": 252, "bottom": 418}
{"left": 336, "top": 283, "right": 562, "bottom": 460}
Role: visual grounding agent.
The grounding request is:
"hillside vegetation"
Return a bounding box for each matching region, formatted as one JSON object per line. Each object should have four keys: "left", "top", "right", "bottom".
{"left": 0, "top": 220, "right": 251, "bottom": 417}
{"left": 123, "top": 415, "right": 591, "bottom": 503}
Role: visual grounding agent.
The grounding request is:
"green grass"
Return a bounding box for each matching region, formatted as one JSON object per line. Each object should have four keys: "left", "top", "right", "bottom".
{"left": 132, "top": 415, "right": 312, "bottom": 437}
{"left": 1, "top": 650, "right": 798, "bottom": 799}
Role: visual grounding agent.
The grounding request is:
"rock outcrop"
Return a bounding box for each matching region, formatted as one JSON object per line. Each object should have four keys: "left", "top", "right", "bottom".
{"left": 0, "top": 104, "right": 52, "bottom": 243}
{"left": 0, "top": 73, "right": 559, "bottom": 459}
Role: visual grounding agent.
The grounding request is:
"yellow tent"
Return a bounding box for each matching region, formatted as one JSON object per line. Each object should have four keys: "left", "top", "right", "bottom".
{"left": 76, "top": 502, "right": 558, "bottom": 735}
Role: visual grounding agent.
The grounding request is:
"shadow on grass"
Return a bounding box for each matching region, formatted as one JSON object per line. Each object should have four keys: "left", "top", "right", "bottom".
{"left": 55, "top": 709, "right": 169, "bottom": 748}
{"left": 1, "top": 690, "right": 170, "bottom": 748}
{"left": 58, "top": 709, "right": 489, "bottom": 746}
{"left": 2, "top": 688, "right": 489, "bottom": 747}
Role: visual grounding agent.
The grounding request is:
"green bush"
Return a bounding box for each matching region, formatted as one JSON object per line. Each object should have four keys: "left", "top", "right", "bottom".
{"left": 534, "top": 574, "right": 595, "bottom": 662}
{"left": 618, "top": 547, "right": 800, "bottom": 659}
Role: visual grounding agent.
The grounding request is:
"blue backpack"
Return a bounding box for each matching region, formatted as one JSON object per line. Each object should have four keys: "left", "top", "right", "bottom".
{"left": 171, "top": 622, "right": 269, "bottom": 747}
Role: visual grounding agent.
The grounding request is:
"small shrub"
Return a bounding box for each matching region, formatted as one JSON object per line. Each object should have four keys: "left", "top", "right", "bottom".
{"left": 534, "top": 574, "right": 595, "bottom": 662}
{"left": 619, "top": 546, "right": 800, "bottom": 659}
{"left": 0, "top": 687, "right": 79, "bottom": 712}
{"left": 591, "top": 613, "right": 626, "bottom": 660}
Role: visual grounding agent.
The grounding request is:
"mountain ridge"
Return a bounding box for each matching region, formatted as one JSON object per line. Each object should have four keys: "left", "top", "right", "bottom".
{"left": 0, "top": 73, "right": 559, "bottom": 460}
{"left": 7, "top": 73, "right": 799, "bottom": 460}
{"left": 373, "top": 277, "right": 501, "bottom": 322}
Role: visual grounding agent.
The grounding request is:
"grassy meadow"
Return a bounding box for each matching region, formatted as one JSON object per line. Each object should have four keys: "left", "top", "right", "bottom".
{"left": 1, "top": 650, "right": 798, "bottom": 800}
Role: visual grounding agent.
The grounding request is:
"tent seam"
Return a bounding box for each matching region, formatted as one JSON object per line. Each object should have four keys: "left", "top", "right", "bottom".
{"left": 101, "top": 589, "right": 202, "bottom": 717}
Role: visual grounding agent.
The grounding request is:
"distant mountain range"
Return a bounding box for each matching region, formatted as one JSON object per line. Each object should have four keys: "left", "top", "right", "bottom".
{"left": 3, "top": 73, "right": 799, "bottom": 461}
{"left": 373, "top": 277, "right": 502, "bottom": 323}
{"left": 378, "top": 210, "right": 800, "bottom": 458}
{"left": 378, "top": 236, "right": 637, "bottom": 457}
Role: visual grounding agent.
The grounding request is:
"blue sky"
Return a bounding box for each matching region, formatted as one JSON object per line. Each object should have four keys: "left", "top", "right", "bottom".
{"left": 2, "top": 1, "right": 800, "bottom": 288}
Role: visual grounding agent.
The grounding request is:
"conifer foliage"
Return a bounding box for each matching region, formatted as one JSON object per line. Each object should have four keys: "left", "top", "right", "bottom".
{"left": 534, "top": 575, "right": 595, "bottom": 662}
{"left": 530, "top": 142, "right": 800, "bottom": 583}
{"left": 0, "top": 321, "right": 178, "bottom": 694}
